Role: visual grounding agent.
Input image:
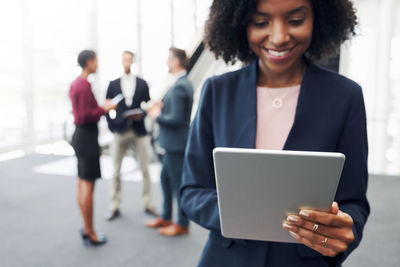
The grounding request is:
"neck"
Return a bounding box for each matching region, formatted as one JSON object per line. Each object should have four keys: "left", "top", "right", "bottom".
{"left": 170, "top": 67, "right": 185, "bottom": 75}
{"left": 80, "top": 69, "right": 91, "bottom": 79}
{"left": 124, "top": 70, "right": 131, "bottom": 75}
{"left": 258, "top": 60, "right": 306, "bottom": 88}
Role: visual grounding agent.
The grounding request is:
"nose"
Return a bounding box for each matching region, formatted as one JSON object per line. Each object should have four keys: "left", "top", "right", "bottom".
{"left": 269, "top": 21, "right": 290, "bottom": 47}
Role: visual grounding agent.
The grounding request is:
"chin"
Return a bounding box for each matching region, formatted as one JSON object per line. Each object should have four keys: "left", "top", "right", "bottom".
{"left": 262, "top": 62, "right": 291, "bottom": 74}
{"left": 261, "top": 57, "right": 301, "bottom": 73}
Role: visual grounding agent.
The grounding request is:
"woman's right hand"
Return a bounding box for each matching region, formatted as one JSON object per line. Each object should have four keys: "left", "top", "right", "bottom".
{"left": 103, "top": 99, "right": 117, "bottom": 112}
{"left": 147, "top": 101, "right": 163, "bottom": 120}
{"left": 282, "top": 202, "right": 354, "bottom": 257}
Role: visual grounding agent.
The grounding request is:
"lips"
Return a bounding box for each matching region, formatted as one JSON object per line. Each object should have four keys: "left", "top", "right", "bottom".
{"left": 263, "top": 47, "right": 295, "bottom": 61}
{"left": 267, "top": 49, "right": 291, "bottom": 57}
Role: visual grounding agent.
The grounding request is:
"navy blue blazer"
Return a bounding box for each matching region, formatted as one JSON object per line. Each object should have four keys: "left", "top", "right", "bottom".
{"left": 157, "top": 76, "right": 194, "bottom": 152}
{"left": 105, "top": 77, "right": 150, "bottom": 136}
{"left": 180, "top": 60, "right": 369, "bottom": 267}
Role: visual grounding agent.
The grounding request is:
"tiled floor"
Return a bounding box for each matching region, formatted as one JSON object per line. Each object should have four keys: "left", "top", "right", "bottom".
{"left": 0, "top": 154, "right": 399, "bottom": 267}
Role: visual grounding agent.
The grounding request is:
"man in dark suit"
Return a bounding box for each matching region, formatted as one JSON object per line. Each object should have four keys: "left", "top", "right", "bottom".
{"left": 146, "top": 47, "right": 193, "bottom": 236}
{"left": 105, "top": 51, "right": 156, "bottom": 220}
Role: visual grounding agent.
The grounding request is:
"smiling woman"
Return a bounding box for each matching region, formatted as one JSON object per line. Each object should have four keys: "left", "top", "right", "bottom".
{"left": 246, "top": 0, "right": 314, "bottom": 87}
{"left": 204, "top": 0, "right": 357, "bottom": 64}
{"left": 180, "top": 0, "right": 369, "bottom": 266}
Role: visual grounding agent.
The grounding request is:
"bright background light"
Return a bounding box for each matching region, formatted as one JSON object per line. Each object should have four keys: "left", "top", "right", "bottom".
{"left": 1, "top": 0, "right": 400, "bottom": 175}
{"left": 0, "top": 0, "right": 211, "bottom": 154}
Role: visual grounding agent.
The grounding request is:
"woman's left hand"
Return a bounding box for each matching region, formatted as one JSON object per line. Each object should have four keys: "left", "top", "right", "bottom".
{"left": 282, "top": 202, "right": 354, "bottom": 257}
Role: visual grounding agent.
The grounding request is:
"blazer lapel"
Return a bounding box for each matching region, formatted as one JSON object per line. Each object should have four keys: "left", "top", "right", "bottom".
{"left": 116, "top": 78, "right": 128, "bottom": 109}
{"left": 232, "top": 61, "right": 258, "bottom": 149}
{"left": 131, "top": 77, "right": 140, "bottom": 106}
{"left": 283, "top": 62, "right": 316, "bottom": 150}
{"left": 232, "top": 60, "right": 317, "bottom": 151}
{"left": 116, "top": 78, "right": 123, "bottom": 95}
{"left": 162, "top": 76, "right": 183, "bottom": 102}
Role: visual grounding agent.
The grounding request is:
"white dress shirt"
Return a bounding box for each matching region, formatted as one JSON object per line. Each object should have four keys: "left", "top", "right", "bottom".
{"left": 120, "top": 72, "right": 137, "bottom": 106}
{"left": 171, "top": 70, "right": 187, "bottom": 86}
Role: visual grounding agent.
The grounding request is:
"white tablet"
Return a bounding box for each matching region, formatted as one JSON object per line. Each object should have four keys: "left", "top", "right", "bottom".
{"left": 213, "top": 147, "right": 345, "bottom": 243}
{"left": 111, "top": 93, "right": 124, "bottom": 105}
{"left": 123, "top": 108, "right": 144, "bottom": 118}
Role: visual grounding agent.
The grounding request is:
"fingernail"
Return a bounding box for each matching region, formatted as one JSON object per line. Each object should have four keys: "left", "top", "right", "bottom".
{"left": 299, "top": 210, "right": 310, "bottom": 218}
{"left": 282, "top": 222, "right": 293, "bottom": 230}
{"left": 287, "top": 216, "right": 298, "bottom": 223}
{"left": 289, "top": 231, "right": 299, "bottom": 239}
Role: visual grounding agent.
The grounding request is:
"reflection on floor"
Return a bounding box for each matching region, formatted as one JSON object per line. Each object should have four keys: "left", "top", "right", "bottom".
{"left": 33, "top": 155, "right": 162, "bottom": 182}
{"left": 0, "top": 154, "right": 399, "bottom": 267}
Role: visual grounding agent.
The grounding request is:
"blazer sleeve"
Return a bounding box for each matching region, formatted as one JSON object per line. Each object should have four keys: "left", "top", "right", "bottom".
{"left": 75, "top": 86, "right": 105, "bottom": 123}
{"left": 156, "top": 85, "right": 188, "bottom": 127}
{"left": 105, "top": 82, "right": 113, "bottom": 99}
{"left": 323, "top": 85, "right": 370, "bottom": 266}
{"left": 180, "top": 79, "right": 221, "bottom": 232}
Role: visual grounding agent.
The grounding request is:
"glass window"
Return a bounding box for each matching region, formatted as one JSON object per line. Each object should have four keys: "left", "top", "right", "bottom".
{"left": 0, "top": 0, "right": 213, "bottom": 155}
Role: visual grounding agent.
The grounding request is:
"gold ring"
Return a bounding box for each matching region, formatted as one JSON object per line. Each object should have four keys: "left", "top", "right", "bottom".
{"left": 322, "top": 237, "right": 328, "bottom": 247}
{"left": 312, "top": 223, "right": 319, "bottom": 233}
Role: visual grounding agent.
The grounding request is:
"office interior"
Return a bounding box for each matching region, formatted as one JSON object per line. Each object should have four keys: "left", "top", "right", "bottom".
{"left": 0, "top": 0, "right": 399, "bottom": 266}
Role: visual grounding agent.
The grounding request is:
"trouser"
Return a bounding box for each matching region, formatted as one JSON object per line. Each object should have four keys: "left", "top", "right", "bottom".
{"left": 109, "top": 129, "right": 154, "bottom": 212}
{"left": 160, "top": 151, "right": 189, "bottom": 227}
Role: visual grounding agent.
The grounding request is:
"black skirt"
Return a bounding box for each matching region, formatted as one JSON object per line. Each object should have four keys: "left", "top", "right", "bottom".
{"left": 71, "top": 124, "right": 101, "bottom": 181}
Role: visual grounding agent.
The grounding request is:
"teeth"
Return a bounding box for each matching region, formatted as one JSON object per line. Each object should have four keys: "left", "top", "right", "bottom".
{"left": 267, "top": 49, "right": 290, "bottom": 57}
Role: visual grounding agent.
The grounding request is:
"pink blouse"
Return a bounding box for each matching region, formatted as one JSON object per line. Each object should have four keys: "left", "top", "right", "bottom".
{"left": 255, "top": 85, "right": 301, "bottom": 150}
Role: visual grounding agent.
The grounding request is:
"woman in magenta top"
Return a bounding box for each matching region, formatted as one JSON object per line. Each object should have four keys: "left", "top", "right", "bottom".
{"left": 69, "top": 50, "right": 115, "bottom": 246}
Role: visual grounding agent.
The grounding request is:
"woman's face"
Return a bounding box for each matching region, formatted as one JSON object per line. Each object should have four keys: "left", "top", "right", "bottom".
{"left": 87, "top": 57, "right": 98, "bottom": 74}
{"left": 247, "top": 0, "right": 313, "bottom": 75}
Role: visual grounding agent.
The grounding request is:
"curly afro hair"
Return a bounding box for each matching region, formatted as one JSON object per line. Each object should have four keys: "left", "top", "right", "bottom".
{"left": 204, "top": 0, "right": 358, "bottom": 64}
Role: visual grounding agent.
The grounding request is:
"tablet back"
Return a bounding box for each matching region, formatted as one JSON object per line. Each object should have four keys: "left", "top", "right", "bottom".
{"left": 213, "top": 147, "right": 345, "bottom": 243}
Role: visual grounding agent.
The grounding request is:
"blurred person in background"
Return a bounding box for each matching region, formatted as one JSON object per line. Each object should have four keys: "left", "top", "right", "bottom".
{"left": 146, "top": 47, "right": 193, "bottom": 236}
{"left": 180, "top": 0, "right": 370, "bottom": 266}
{"left": 69, "top": 50, "right": 116, "bottom": 246}
{"left": 104, "top": 51, "right": 157, "bottom": 221}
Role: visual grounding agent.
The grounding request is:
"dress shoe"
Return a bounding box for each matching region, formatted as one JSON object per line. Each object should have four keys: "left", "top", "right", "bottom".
{"left": 80, "top": 230, "right": 107, "bottom": 246}
{"left": 144, "top": 207, "right": 158, "bottom": 217}
{"left": 145, "top": 217, "right": 172, "bottom": 228}
{"left": 158, "top": 223, "right": 189, "bottom": 237}
{"left": 105, "top": 209, "right": 120, "bottom": 221}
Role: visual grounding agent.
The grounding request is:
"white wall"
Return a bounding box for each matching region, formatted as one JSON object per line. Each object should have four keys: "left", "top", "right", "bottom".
{"left": 0, "top": 0, "right": 212, "bottom": 154}
{"left": 2, "top": 0, "right": 400, "bottom": 176}
{"left": 340, "top": 0, "right": 400, "bottom": 174}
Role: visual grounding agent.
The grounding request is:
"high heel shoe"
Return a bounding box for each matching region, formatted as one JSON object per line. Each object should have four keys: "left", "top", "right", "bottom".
{"left": 80, "top": 229, "right": 87, "bottom": 239}
{"left": 80, "top": 229, "right": 107, "bottom": 246}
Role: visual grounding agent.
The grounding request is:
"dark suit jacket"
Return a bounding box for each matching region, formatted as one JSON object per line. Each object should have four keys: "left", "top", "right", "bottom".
{"left": 157, "top": 76, "right": 194, "bottom": 152}
{"left": 105, "top": 77, "right": 150, "bottom": 136}
{"left": 180, "top": 60, "right": 370, "bottom": 267}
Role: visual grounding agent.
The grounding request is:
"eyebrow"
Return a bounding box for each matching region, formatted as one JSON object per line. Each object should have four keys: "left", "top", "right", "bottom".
{"left": 254, "top": 6, "right": 309, "bottom": 17}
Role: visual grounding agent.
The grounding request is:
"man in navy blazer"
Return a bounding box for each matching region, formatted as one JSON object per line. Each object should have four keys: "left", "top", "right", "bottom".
{"left": 180, "top": 60, "right": 369, "bottom": 266}
{"left": 146, "top": 47, "right": 194, "bottom": 236}
{"left": 105, "top": 51, "right": 156, "bottom": 220}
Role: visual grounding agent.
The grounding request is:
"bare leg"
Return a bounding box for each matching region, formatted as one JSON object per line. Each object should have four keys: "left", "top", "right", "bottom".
{"left": 77, "top": 178, "right": 98, "bottom": 241}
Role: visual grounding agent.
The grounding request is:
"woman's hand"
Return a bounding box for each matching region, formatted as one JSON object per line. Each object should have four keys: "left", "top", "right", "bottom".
{"left": 147, "top": 101, "right": 163, "bottom": 120}
{"left": 282, "top": 202, "right": 354, "bottom": 257}
{"left": 103, "top": 99, "right": 117, "bottom": 112}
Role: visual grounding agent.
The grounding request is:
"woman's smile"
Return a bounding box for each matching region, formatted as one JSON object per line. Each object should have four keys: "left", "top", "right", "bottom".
{"left": 247, "top": 0, "right": 314, "bottom": 84}
{"left": 263, "top": 47, "right": 295, "bottom": 62}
